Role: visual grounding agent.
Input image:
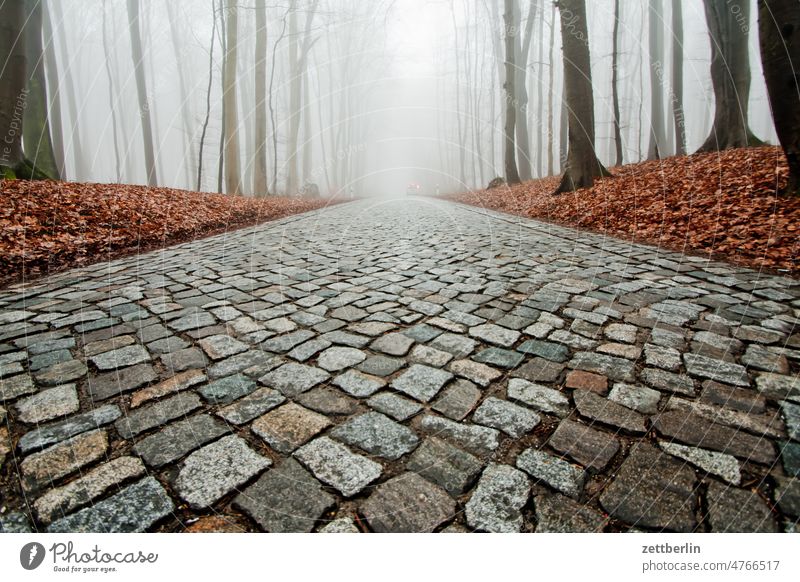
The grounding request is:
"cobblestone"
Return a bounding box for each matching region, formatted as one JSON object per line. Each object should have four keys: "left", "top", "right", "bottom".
{"left": 1, "top": 199, "right": 796, "bottom": 532}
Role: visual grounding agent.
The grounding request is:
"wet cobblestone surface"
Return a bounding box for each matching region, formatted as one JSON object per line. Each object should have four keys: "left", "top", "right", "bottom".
{"left": 0, "top": 199, "right": 798, "bottom": 532}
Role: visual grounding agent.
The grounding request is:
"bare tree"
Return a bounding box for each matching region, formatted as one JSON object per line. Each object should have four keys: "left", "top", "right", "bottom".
{"left": 102, "top": 0, "right": 122, "bottom": 182}
{"left": 166, "top": 2, "right": 197, "bottom": 186}
{"left": 197, "top": 0, "right": 218, "bottom": 191}
{"left": 514, "top": 0, "right": 536, "bottom": 181}
{"left": 23, "top": 0, "right": 59, "bottom": 179}
{"left": 556, "top": 0, "right": 609, "bottom": 193}
{"left": 503, "top": 0, "right": 521, "bottom": 184}
{"left": 222, "top": 0, "right": 241, "bottom": 194}
{"left": 127, "top": 0, "right": 158, "bottom": 186}
{"left": 611, "top": 0, "right": 623, "bottom": 166}
{"left": 0, "top": 0, "right": 27, "bottom": 174}
{"left": 697, "top": 0, "right": 763, "bottom": 152}
{"left": 648, "top": 0, "right": 667, "bottom": 159}
{"left": 41, "top": 0, "right": 65, "bottom": 178}
{"left": 254, "top": 0, "right": 269, "bottom": 196}
{"left": 759, "top": 0, "right": 800, "bottom": 195}
{"left": 671, "top": 0, "right": 686, "bottom": 155}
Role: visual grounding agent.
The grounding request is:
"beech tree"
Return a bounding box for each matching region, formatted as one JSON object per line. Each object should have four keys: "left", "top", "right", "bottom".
{"left": 0, "top": 0, "right": 27, "bottom": 175}
{"left": 759, "top": 0, "right": 800, "bottom": 195}
{"left": 555, "top": 0, "right": 608, "bottom": 193}
{"left": 254, "top": 0, "right": 269, "bottom": 196}
{"left": 697, "top": 0, "right": 762, "bottom": 152}
{"left": 648, "top": 0, "right": 667, "bottom": 160}
{"left": 503, "top": 0, "right": 521, "bottom": 184}
{"left": 222, "top": 0, "right": 241, "bottom": 195}
{"left": 127, "top": 0, "right": 158, "bottom": 186}
{"left": 671, "top": 0, "right": 686, "bottom": 155}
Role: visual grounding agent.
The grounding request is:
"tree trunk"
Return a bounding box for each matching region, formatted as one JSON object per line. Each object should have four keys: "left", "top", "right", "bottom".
{"left": 222, "top": 0, "right": 241, "bottom": 194}
{"left": 0, "top": 0, "right": 26, "bottom": 172}
{"left": 197, "top": 0, "right": 218, "bottom": 191}
{"left": 556, "top": 0, "right": 609, "bottom": 193}
{"left": 648, "top": 0, "right": 667, "bottom": 160}
{"left": 22, "top": 0, "right": 59, "bottom": 179}
{"left": 503, "top": 0, "right": 521, "bottom": 184}
{"left": 451, "top": 2, "right": 467, "bottom": 186}
{"left": 547, "top": 2, "right": 556, "bottom": 176}
{"left": 41, "top": 0, "right": 65, "bottom": 178}
{"left": 759, "top": 0, "right": 800, "bottom": 194}
{"left": 101, "top": 0, "right": 122, "bottom": 182}
{"left": 127, "top": 0, "right": 158, "bottom": 186}
{"left": 166, "top": 1, "right": 197, "bottom": 187}
{"left": 671, "top": 0, "right": 686, "bottom": 155}
{"left": 514, "top": 0, "right": 535, "bottom": 182}
{"left": 254, "top": 0, "right": 268, "bottom": 195}
{"left": 611, "top": 0, "right": 623, "bottom": 166}
{"left": 697, "top": 0, "right": 763, "bottom": 152}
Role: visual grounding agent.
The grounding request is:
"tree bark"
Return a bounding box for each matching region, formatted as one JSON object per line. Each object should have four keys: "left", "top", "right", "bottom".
{"left": 514, "top": 0, "right": 535, "bottom": 182}
{"left": 555, "top": 0, "right": 609, "bottom": 193}
{"left": 127, "top": 0, "right": 158, "bottom": 186}
{"left": 254, "top": 0, "right": 269, "bottom": 195}
{"left": 0, "top": 0, "right": 26, "bottom": 172}
{"left": 503, "top": 0, "right": 521, "bottom": 184}
{"left": 671, "top": 0, "right": 686, "bottom": 155}
{"left": 41, "top": 0, "right": 65, "bottom": 178}
{"left": 166, "top": 1, "right": 197, "bottom": 187}
{"left": 222, "top": 0, "right": 241, "bottom": 194}
{"left": 759, "top": 0, "right": 800, "bottom": 194}
{"left": 197, "top": 0, "right": 218, "bottom": 191}
{"left": 22, "top": 0, "right": 59, "bottom": 179}
{"left": 611, "top": 0, "right": 623, "bottom": 166}
{"left": 697, "top": 0, "right": 763, "bottom": 152}
{"left": 101, "top": 0, "right": 122, "bottom": 182}
{"left": 648, "top": 0, "right": 667, "bottom": 160}
{"left": 547, "top": 2, "right": 556, "bottom": 176}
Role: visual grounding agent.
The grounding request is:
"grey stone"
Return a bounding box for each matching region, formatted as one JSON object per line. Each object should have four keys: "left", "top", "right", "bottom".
{"left": 430, "top": 333, "right": 477, "bottom": 357}
{"left": 0, "top": 373, "right": 36, "bottom": 400}
{"left": 573, "top": 389, "right": 647, "bottom": 434}
{"left": 367, "top": 392, "right": 423, "bottom": 421}
{"left": 168, "top": 310, "right": 216, "bottom": 332}
{"left": 357, "top": 355, "right": 405, "bottom": 377}
{"left": 317, "top": 346, "right": 367, "bottom": 371}
{"left": 473, "top": 347, "right": 525, "bottom": 369}
{"left": 332, "top": 369, "right": 386, "bottom": 397}
{"left": 403, "top": 323, "right": 443, "bottom": 342}
{"left": 115, "top": 392, "right": 202, "bottom": 439}
{"left": 319, "top": 518, "right": 360, "bottom": 533}
{"left": 431, "top": 379, "right": 481, "bottom": 420}
{"left": 15, "top": 384, "right": 79, "bottom": 424}
{"left": 472, "top": 397, "right": 541, "bottom": 438}
{"left": 330, "top": 411, "right": 419, "bottom": 460}
{"left": 465, "top": 463, "right": 529, "bottom": 532}
{"left": 86, "top": 363, "right": 158, "bottom": 401}
{"left": 83, "top": 335, "right": 136, "bottom": 357}
{"left": 391, "top": 364, "right": 453, "bottom": 402}
{"left": 133, "top": 414, "right": 229, "bottom": 467}
{"left": 409, "top": 344, "right": 453, "bottom": 367}
{"left": 684, "top": 353, "right": 749, "bottom": 387}
{"left": 608, "top": 383, "right": 661, "bottom": 414}
{"left": 34, "top": 360, "right": 88, "bottom": 386}
{"left": 419, "top": 414, "right": 501, "bottom": 456}
{"left": 259, "top": 363, "right": 330, "bottom": 397}
{"left": 659, "top": 441, "right": 741, "bottom": 485}
{"left": 448, "top": 359, "right": 501, "bottom": 387}
{"left": 511, "top": 358, "right": 565, "bottom": 383}
{"left": 568, "top": 352, "right": 635, "bottom": 382}
{"left": 370, "top": 333, "right": 415, "bottom": 356}
{"left": 506, "top": 378, "right": 570, "bottom": 417}
{"left": 294, "top": 436, "right": 382, "bottom": 497}
{"left": 21, "top": 429, "right": 108, "bottom": 491}
{"left": 198, "top": 334, "right": 249, "bottom": 360}
{"left": 207, "top": 350, "right": 282, "bottom": 379}
{"left": 775, "top": 477, "right": 800, "bottom": 518}
{"left": 407, "top": 436, "right": 483, "bottom": 495}
{"left": 517, "top": 340, "right": 569, "bottom": 362}
{"left": 600, "top": 443, "right": 697, "bottom": 532}
{"left": 516, "top": 448, "right": 585, "bottom": 499}
{"left": 48, "top": 477, "right": 174, "bottom": 533}
{"left": 548, "top": 419, "right": 620, "bottom": 471}
{"left": 174, "top": 435, "right": 271, "bottom": 509}
{"left": 297, "top": 386, "right": 358, "bottom": 415}
{"left": 755, "top": 372, "right": 799, "bottom": 402}
{"left": 198, "top": 374, "right": 257, "bottom": 405}
{"left": 160, "top": 347, "right": 208, "bottom": 373}
{"left": 287, "top": 338, "right": 331, "bottom": 362}
{"left": 252, "top": 402, "right": 332, "bottom": 454}
{"left": 706, "top": 481, "right": 778, "bottom": 532}
{"left": 146, "top": 336, "right": 190, "bottom": 354}
{"left": 783, "top": 401, "right": 800, "bottom": 442}
{"left": 640, "top": 368, "right": 696, "bottom": 396}
{"left": 28, "top": 349, "right": 73, "bottom": 371}
{"left": 18, "top": 404, "right": 121, "bottom": 453}
{"left": 469, "top": 324, "right": 520, "bottom": 347}
{"left": 262, "top": 330, "right": 316, "bottom": 353}
{"left": 89, "top": 345, "right": 151, "bottom": 371}
{"left": 535, "top": 494, "right": 606, "bottom": 532}
{"left": 34, "top": 456, "right": 146, "bottom": 524}
{"left": 234, "top": 458, "right": 336, "bottom": 532}
{"left": 362, "top": 472, "right": 456, "bottom": 532}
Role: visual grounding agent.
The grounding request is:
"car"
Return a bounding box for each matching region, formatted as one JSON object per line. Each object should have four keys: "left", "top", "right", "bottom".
{"left": 406, "top": 183, "right": 422, "bottom": 196}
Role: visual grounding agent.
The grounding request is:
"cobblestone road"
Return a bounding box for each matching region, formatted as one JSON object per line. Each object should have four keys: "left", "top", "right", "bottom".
{"left": 1, "top": 198, "right": 798, "bottom": 532}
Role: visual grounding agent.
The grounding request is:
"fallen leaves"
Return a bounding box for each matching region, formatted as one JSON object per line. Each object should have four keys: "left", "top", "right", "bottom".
{"left": 0, "top": 181, "right": 345, "bottom": 286}
{"left": 446, "top": 147, "right": 799, "bottom": 276}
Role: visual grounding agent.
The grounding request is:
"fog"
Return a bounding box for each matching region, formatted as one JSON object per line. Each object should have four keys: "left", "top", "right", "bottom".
{"left": 34, "top": 0, "right": 777, "bottom": 197}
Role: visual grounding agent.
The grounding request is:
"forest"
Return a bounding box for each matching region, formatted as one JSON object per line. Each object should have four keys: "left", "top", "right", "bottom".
{"left": 0, "top": 0, "right": 799, "bottom": 278}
